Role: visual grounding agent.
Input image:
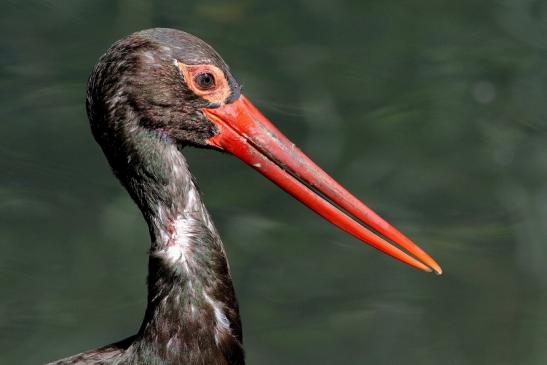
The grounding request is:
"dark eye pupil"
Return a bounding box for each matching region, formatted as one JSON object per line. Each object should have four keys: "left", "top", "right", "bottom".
{"left": 195, "top": 72, "right": 215, "bottom": 89}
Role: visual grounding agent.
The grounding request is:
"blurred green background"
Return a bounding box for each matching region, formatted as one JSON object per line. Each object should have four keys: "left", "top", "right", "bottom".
{"left": 1, "top": 0, "right": 547, "bottom": 364}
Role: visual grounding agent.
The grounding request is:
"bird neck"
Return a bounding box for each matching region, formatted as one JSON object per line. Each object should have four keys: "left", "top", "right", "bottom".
{"left": 112, "top": 129, "right": 244, "bottom": 363}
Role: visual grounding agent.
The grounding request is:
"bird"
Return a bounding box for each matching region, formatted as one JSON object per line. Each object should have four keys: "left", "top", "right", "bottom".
{"left": 46, "top": 28, "right": 442, "bottom": 365}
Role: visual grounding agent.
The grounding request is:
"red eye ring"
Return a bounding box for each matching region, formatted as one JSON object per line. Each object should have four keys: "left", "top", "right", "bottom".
{"left": 178, "top": 62, "right": 230, "bottom": 103}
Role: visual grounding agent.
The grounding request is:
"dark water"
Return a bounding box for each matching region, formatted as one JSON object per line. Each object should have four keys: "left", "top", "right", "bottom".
{"left": 1, "top": 0, "right": 547, "bottom": 364}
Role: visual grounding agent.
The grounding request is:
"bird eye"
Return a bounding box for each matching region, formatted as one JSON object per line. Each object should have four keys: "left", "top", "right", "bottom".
{"left": 194, "top": 72, "right": 216, "bottom": 90}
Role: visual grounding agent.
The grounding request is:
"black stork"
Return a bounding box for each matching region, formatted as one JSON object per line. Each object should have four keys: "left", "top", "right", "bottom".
{"left": 47, "top": 28, "right": 442, "bottom": 365}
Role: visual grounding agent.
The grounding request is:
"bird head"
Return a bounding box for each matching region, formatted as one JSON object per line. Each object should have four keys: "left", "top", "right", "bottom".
{"left": 87, "top": 28, "right": 442, "bottom": 275}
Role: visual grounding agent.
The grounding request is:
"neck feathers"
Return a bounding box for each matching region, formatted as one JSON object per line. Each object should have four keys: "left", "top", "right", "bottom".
{"left": 109, "top": 130, "right": 244, "bottom": 364}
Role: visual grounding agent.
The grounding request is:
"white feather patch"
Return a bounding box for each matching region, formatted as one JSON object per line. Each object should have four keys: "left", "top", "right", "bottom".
{"left": 204, "top": 293, "right": 231, "bottom": 344}
{"left": 158, "top": 215, "right": 194, "bottom": 273}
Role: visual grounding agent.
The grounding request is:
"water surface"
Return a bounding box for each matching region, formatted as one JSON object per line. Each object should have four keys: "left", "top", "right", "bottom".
{"left": 1, "top": 1, "right": 547, "bottom": 364}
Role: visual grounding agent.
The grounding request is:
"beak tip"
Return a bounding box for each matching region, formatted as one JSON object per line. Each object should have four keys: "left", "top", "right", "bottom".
{"left": 418, "top": 251, "right": 443, "bottom": 276}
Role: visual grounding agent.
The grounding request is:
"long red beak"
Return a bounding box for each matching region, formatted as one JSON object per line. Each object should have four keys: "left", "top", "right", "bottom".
{"left": 202, "top": 95, "right": 442, "bottom": 274}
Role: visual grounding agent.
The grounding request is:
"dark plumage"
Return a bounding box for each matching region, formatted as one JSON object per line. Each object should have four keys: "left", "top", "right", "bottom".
{"left": 49, "top": 29, "right": 244, "bottom": 365}
{"left": 46, "top": 27, "right": 441, "bottom": 365}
